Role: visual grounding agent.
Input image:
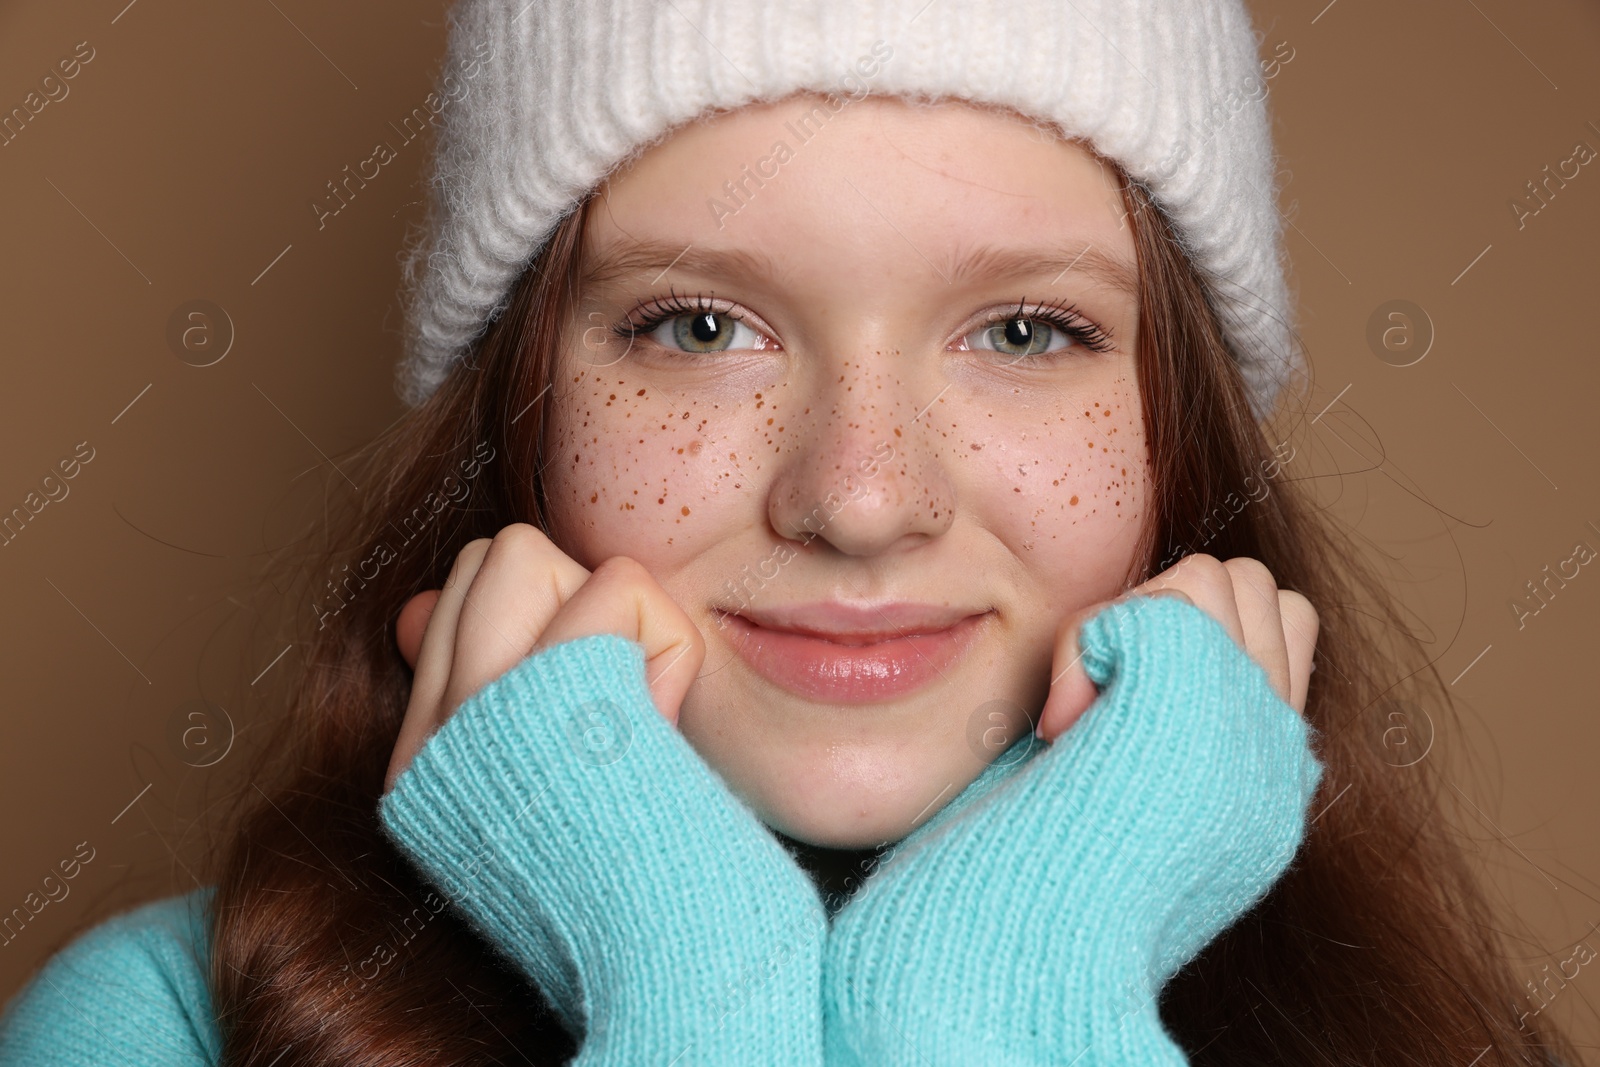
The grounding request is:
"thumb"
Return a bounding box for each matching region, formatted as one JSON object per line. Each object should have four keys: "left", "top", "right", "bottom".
{"left": 1035, "top": 590, "right": 1193, "bottom": 743}
{"left": 396, "top": 590, "right": 442, "bottom": 671}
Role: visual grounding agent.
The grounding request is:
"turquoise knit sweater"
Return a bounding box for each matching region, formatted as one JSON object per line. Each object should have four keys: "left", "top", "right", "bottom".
{"left": 0, "top": 596, "right": 1325, "bottom": 1065}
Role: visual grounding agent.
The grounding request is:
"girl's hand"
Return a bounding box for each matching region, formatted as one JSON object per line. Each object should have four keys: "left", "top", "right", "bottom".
{"left": 385, "top": 523, "right": 705, "bottom": 793}
{"left": 1036, "top": 553, "right": 1319, "bottom": 743}
{"left": 377, "top": 524, "right": 827, "bottom": 1063}
{"left": 822, "top": 559, "right": 1326, "bottom": 1065}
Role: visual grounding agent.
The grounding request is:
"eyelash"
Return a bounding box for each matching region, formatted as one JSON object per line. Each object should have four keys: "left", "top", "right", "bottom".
{"left": 975, "top": 296, "right": 1117, "bottom": 357}
{"left": 613, "top": 289, "right": 755, "bottom": 349}
{"left": 610, "top": 288, "right": 1117, "bottom": 358}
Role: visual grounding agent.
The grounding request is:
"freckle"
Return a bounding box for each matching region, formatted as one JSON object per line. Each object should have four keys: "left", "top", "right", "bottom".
{"left": 894, "top": 427, "right": 902, "bottom": 437}
{"left": 767, "top": 417, "right": 774, "bottom": 425}
{"left": 1070, "top": 495, "right": 1080, "bottom": 505}
{"left": 589, "top": 492, "right": 597, "bottom": 503}
{"left": 1052, "top": 479, "right": 1059, "bottom": 485}
{"left": 681, "top": 505, "right": 690, "bottom": 516}
{"left": 970, "top": 443, "right": 982, "bottom": 451}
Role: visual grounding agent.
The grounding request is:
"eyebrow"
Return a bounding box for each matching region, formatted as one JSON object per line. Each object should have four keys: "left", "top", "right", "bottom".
{"left": 943, "top": 242, "right": 1140, "bottom": 297}
{"left": 579, "top": 238, "right": 1139, "bottom": 296}
{"left": 581, "top": 241, "right": 778, "bottom": 291}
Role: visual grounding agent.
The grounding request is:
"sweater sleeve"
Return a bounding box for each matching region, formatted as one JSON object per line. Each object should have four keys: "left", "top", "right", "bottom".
{"left": 822, "top": 594, "right": 1326, "bottom": 1065}
{"left": 0, "top": 887, "right": 222, "bottom": 1067}
{"left": 377, "top": 632, "right": 827, "bottom": 1066}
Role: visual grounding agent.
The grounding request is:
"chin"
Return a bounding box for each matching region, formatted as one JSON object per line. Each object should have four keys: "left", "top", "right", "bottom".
{"left": 677, "top": 680, "right": 1001, "bottom": 851}
{"left": 735, "top": 751, "right": 985, "bottom": 851}
{"left": 762, "top": 805, "right": 911, "bottom": 851}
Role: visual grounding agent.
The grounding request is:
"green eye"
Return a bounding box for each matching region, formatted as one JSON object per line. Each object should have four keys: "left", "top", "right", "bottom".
{"left": 670, "top": 311, "right": 745, "bottom": 353}
{"left": 959, "top": 301, "right": 1116, "bottom": 362}
{"left": 980, "top": 318, "right": 1060, "bottom": 358}
{"left": 630, "top": 308, "right": 766, "bottom": 354}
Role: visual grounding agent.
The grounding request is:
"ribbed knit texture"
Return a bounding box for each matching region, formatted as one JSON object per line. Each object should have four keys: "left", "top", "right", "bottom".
{"left": 0, "top": 888, "right": 220, "bottom": 1065}
{"left": 822, "top": 595, "right": 1326, "bottom": 1064}
{"left": 375, "top": 633, "right": 828, "bottom": 1065}
{"left": 0, "top": 597, "right": 1325, "bottom": 1065}
{"left": 397, "top": 0, "right": 1303, "bottom": 421}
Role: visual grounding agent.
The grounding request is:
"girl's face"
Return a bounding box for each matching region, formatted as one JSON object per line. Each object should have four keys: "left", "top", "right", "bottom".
{"left": 543, "top": 92, "right": 1150, "bottom": 848}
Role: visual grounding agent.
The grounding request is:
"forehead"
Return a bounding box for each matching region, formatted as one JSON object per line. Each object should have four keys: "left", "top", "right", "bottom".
{"left": 582, "top": 93, "right": 1138, "bottom": 299}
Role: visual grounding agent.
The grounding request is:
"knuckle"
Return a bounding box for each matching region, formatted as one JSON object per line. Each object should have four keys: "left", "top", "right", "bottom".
{"left": 591, "top": 554, "right": 647, "bottom": 582}
{"left": 1175, "top": 551, "right": 1222, "bottom": 577}
{"left": 1222, "top": 555, "right": 1277, "bottom": 590}
{"left": 447, "top": 538, "right": 495, "bottom": 584}
{"left": 475, "top": 525, "right": 562, "bottom": 584}
{"left": 1278, "top": 589, "right": 1320, "bottom": 632}
{"left": 1174, "top": 552, "right": 1232, "bottom": 596}
{"left": 492, "top": 522, "right": 552, "bottom": 555}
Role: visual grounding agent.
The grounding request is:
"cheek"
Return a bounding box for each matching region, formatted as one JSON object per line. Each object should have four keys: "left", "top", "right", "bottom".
{"left": 540, "top": 368, "right": 769, "bottom": 566}
{"left": 970, "top": 390, "right": 1149, "bottom": 575}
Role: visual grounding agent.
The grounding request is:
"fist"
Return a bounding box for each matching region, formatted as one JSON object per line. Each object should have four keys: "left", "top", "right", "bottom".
{"left": 384, "top": 524, "right": 706, "bottom": 793}
{"left": 1036, "top": 554, "right": 1318, "bottom": 742}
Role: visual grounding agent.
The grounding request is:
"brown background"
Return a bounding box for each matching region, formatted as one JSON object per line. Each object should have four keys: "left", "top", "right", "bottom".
{"left": 1, "top": 0, "right": 1597, "bottom": 1057}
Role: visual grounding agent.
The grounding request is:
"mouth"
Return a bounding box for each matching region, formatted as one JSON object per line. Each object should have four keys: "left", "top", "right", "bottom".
{"left": 717, "top": 608, "right": 992, "bottom": 704}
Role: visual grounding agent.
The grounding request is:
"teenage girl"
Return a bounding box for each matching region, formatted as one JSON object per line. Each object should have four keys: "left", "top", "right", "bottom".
{"left": 0, "top": 0, "right": 1581, "bottom": 1064}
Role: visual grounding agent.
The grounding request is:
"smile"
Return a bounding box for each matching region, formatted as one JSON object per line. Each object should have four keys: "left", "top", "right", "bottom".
{"left": 719, "top": 610, "right": 991, "bottom": 704}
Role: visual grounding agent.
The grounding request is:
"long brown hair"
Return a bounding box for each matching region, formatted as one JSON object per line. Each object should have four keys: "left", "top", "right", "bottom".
{"left": 202, "top": 166, "right": 1582, "bottom": 1065}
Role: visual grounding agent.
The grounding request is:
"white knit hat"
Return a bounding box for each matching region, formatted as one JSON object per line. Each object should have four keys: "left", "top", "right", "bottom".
{"left": 396, "top": 0, "right": 1303, "bottom": 421}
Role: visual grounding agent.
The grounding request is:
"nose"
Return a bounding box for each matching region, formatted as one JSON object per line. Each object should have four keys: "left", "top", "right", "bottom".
{"left": 766, "top": 359, "right": 956, "bottom": 557}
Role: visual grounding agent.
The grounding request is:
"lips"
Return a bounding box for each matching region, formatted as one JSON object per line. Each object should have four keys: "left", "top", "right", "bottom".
{"left": 727, "top": 601, "right": 984, "bottom": 642}
{"left": 718, "top": 604, "right": 991, "bottom": 704}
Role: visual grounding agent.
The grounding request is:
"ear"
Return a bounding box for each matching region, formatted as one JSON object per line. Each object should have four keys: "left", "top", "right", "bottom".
{"left": 395, "top": 590, "right": 442, "bottom": 671}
